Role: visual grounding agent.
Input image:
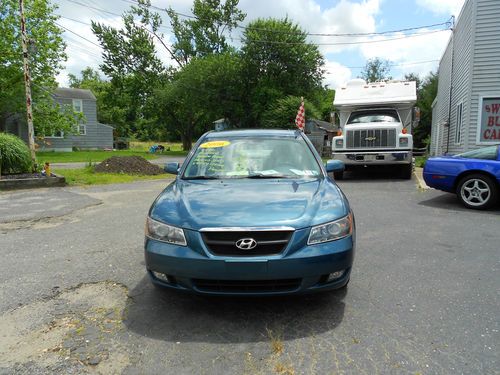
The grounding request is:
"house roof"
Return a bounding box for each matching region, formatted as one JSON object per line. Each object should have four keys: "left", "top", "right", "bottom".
{"left": 306, "top": 119, "right": 338, "bottom": 131}
{"left": 54, "top": 87, "right": 96, "bottom": 100}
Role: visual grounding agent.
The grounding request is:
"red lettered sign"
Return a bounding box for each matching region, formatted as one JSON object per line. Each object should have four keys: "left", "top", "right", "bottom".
{"left": 480, "top": 97, "right": 500, "bottom": 142}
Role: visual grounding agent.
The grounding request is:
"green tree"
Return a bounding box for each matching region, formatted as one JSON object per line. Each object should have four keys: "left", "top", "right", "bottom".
{"left": 359, "top": 57, "right": 392, "bottom": 83}
{"left": 0, "top": 0, "right": 78, "bottom": 138}
{"left": 241, "top": 18, "right": 324, "bottom": 126}
{"left": 410, "top": 71, "right": 438, "bottom": 147}
{"left": 91, "top": 3, "right": 166, "bottom": 137}
{"left": 151, "top": 53, "right": 244, "bottom": 150}
{"left": 261, "top": 96, "right": 321, "bottom": 129}
{"left": 166, "top": 0, "right": 246, "bottom": 65}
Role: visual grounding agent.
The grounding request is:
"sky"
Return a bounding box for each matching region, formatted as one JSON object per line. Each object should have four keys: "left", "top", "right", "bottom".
{"left": 53, "top": 0, "right": 466, "bottom": 89}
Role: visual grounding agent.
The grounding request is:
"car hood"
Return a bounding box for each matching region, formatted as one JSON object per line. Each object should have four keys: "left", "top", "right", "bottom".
{"left": 149, "top": 178, "right": 348, "bottom": 230}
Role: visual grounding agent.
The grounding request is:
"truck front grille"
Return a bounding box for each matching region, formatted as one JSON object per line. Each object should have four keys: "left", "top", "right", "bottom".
{"left": 346, "top": 129, "right": 396, "bottom": 149}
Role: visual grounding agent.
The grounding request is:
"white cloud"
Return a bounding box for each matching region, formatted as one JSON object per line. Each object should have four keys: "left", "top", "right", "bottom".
{"left": 323, "top": 61, "right": 352, "bottom": 89}
{"left": 359, "top": 28, "right": 452, "bottom": 78}
{"left": 415, "top": 0, "right": 466, "bottom": 16}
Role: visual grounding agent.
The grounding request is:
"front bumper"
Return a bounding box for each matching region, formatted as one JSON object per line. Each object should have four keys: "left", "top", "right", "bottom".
{"left": 145, "top": 228, "right": 354, "bottom": 296}
{"left": 332, "top": 150, "right": 412, "bottom": 165}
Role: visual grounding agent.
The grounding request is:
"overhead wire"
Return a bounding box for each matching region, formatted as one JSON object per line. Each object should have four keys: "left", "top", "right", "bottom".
{"left": 121, "top": 0, "right": 452, "bottom": 37}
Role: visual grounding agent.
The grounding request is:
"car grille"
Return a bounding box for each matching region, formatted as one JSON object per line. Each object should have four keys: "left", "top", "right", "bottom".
{"left": 201, "top": 230, "right": 293, "bottom": 256}
{"left": 192, "top": 278, "right": 301, "bottom": 293}
{"left": 346, "top": 128, "right": 396, "bottom": 149}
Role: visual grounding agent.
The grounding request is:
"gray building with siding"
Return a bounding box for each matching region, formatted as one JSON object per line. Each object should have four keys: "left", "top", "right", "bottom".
{"left": 2, "top": 88, "right": 113, "bottom": 151}
{"left": 430, "top": 0, "right": 500, "bottom": 156}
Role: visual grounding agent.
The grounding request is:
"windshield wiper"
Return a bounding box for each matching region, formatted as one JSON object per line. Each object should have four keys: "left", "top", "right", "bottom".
{"left": 246, "top": 173, "right": 291, "bottom": 179}
{"left": 183, "top": 175, "right": 220, "bottom": 180}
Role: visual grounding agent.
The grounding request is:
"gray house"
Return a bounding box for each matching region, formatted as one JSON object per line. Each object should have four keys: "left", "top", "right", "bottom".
{"left": 430, "top": 0, "right": 500, "bottom": 156}
{"left": 2, "top": 88, "right": 113, "bottom": 152}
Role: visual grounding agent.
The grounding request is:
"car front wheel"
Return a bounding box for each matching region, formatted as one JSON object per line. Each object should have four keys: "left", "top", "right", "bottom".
{"left": 456, "top": 174, "right": 498, "bottom": 210}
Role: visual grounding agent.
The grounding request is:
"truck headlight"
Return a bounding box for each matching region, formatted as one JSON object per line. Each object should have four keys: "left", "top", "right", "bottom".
{"left": 145, "top": 217, "right": 187, "bottom": 246}
{"left": 308, "top": 213, "right": 353, "bottom": 245}
{"left": 399, "top": 137, "right": 409, "bottom": 147}
{"left": 335, "top": 139, "right": 343, "bottom": 148}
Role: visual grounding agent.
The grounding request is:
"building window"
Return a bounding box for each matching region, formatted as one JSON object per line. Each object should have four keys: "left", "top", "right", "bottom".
{"left": 72, "top": 99, "right": 83, "bottom": 113}
{"left": 454, "top": 102, "right": 463, "bottom": 144}
{"left": 77, "top": 124, "right": 86, "bottom": 135}
{"left": 45, "top": 130, "right": 64, "bottom": 138}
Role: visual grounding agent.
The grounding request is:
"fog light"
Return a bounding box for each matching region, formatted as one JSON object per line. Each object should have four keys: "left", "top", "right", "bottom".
{"left": 153, "top": 272, "right": 177, "bottom": 284}
{"left": 326, "top": 270, "right": 344, "bottom": 282}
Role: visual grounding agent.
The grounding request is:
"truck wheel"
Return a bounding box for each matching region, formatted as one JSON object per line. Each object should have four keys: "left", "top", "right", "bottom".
{"left": 334, "top": 170, "right": 344, "bottom": 180}
{"left": 400, "top": 164, "right": 413, "bottom": 179}
{"left": 456, "top": 174, "right": 498, "bottom": 210}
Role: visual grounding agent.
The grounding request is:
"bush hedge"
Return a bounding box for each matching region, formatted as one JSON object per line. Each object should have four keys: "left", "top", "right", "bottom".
{"left": 0, "top": 133, "right": 33, "bottom": 175}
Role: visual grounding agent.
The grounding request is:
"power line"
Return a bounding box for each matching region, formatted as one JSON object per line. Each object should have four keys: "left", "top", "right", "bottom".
{"left": 324, "top": 59, "right": 440, "bottom": 73}
{"left": 122, "top": 0, "right": 452, "bottom": 37}
{"left": 232, "top": 28, "right": 449, "bottom": 46}
{"left": 55, "top": 21, "right": 101, "bottom": 48}
{"left": 60, "top": 0, "right": 173, "bottom": 31}
{"left": 58, "top": 7, "right": 450, "bottom": 48}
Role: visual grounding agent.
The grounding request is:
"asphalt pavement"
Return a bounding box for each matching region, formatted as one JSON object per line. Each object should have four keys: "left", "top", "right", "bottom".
{"left": 0, "top": 172, "right": 498, "bottom": 374}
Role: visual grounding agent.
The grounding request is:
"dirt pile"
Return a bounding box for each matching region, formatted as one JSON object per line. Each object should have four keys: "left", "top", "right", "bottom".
{"left": 94, "top": 156, "right": 164, "bottom": 175}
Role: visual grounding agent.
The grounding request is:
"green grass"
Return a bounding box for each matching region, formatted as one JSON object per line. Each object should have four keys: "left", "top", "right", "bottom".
{"left": 415, "top": 156, "right": 428, "bottom": 168}
{"left": 37, "top": 142, "right": 188, "bottom": 164}
{"left": 54, "top": 167, "right": 174, "bottom": 186}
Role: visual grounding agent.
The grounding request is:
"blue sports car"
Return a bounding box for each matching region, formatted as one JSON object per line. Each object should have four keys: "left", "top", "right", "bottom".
{"left": 423, "top": 145, "right": 500, "bottom": 209}
{"left": 144, "top": 129, "right": 355, "bottom": 295}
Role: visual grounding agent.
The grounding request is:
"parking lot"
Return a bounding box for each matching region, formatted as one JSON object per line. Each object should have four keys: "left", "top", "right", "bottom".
{"left": 0, "top": 174, "right": 498, "bottom": 374}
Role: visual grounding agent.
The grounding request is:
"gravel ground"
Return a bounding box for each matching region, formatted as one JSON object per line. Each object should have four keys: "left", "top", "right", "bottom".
{"left": 0, "top": 173, "right": 498, "bottom": 374}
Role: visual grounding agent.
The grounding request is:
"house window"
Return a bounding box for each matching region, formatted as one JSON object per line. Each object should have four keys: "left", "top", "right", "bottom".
{"left": 77, "top": 124, "right": 86, "bottom": 135}
{"left": 72, "top": 99, "right": 83, "bottom": 113}
{"left": 46, "top": 130, "right": 64, "bottom": 138}
{"left": 454, "top": 102, "right": 463, "bottom": 144}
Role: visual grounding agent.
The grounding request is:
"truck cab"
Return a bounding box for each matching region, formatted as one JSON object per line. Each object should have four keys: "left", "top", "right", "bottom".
{"left": 331, "top": 79, "right": 418, "bottom": 179}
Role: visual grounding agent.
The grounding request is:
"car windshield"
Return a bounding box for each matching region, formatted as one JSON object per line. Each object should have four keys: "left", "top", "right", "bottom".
{"left": 347, "top": 109, "right": 400, "bottom": 124}
{"left": 182, "top": 136, "right": 322, "bottom": 179}
{"left": 454, "top": 145, "right": 499, "bottom": 160}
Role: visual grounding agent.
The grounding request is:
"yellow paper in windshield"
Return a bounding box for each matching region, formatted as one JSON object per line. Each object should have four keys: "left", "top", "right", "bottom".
{"left": 200, "top": 141, "right": 230, "bottom": 148}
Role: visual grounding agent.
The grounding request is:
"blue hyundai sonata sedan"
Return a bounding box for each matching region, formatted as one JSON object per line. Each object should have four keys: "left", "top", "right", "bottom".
{"left": 145, "top": 129, "right": 355, "bottom": 295}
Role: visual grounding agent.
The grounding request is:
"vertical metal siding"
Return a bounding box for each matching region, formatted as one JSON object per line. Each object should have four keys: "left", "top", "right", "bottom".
{"left": 430, "top": 39, "right": 453, "bottom": 156}
{"left": 447, "top": 0, "right": 473, "bottom": 154}
{"left": 469, "top": 0, "right": 500, "bottom": 147}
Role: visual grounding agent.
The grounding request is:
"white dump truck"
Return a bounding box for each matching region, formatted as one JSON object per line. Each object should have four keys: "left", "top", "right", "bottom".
{"left": 331, "top": 79, "right": 419, "bottom": 179}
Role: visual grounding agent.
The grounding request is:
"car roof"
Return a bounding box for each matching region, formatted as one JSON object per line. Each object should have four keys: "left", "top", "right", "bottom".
{"left": 204, "top": 129, "right": 300, "bottom": 138}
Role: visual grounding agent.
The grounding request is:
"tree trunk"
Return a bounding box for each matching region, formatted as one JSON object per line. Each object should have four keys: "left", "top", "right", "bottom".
{"left": 180, "top": 127, "right": 193, "bottom": 151}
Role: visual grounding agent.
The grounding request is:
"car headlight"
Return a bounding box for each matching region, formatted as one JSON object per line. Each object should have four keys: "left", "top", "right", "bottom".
{"left": 145, "top": 217, "right": 187, "bottom": 246}
{"left": 308, "top": 213, "right": 353, "bottom": 245}
{"left": 335, "top": 139, "right": 343, "bottom": 148}
{"left": 399, "top": 137, "right": 409, "bottom": 147}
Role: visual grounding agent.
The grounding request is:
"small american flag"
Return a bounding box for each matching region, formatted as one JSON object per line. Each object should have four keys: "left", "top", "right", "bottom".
{"left": 295, "top": 98, "right": 305, "bottom": 132}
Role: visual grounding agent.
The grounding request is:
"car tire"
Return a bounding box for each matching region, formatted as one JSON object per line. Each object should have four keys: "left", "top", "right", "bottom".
{"left": 456, "top": 173, "right": 498, "bottom": 210}
{"left": 334, "top": 170, "right": 344, "bottom": 180}
{"left": 400, "top": 163, "right": 413, "bottom": 179}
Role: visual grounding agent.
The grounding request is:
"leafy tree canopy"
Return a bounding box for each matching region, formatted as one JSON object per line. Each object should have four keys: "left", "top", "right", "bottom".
{"left": 359, "top": 57, "right": 392, "bottom": 83}
{"left": 167, "top": 0, "right": 246, "bottom": 65}
{"left": 241, "top": 18, "right": 325, "bottom": 126}
{"left": 0, "top": 0, "right": 78, "bottom": 137}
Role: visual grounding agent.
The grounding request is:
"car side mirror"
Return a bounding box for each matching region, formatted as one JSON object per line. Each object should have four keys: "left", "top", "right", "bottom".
{"left": 325, "top": 159, "right": 345, "bottom": 173}
{"left": 164, "top": 162, "right": 180, "bottom": 175}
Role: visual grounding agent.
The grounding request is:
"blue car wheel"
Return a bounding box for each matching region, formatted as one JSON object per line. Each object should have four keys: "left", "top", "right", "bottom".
{"left": 456, "top": 173, "right": 499, "bottom": 210}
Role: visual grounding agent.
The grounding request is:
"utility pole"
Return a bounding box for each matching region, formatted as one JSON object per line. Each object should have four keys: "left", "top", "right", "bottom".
{"left": 19, "top": 0, "right": 36, "bottom": 167}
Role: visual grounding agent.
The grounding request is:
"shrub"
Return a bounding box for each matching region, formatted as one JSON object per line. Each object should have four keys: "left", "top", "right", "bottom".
{"left": 0, "top": 133, "right": 33, "bottom": 174}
